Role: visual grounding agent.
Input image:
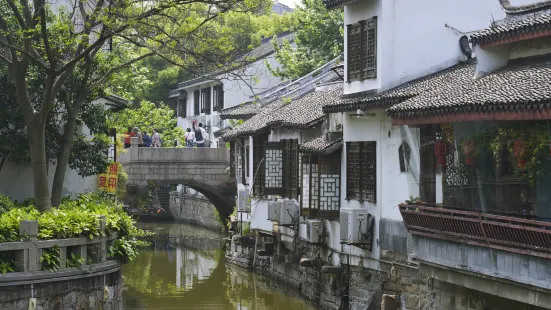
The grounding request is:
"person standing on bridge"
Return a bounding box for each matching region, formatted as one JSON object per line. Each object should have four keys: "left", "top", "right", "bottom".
{"left": 152, "top": 129, "right": 161, "bottom": 147}
{"left": 195, "top": 123, "right": 207, "bottom": 147}
{"left": 185, "top": 128, "right": 195, "bottom": 147}
{"left": 134, "top": 127, "right": 144, "bottom": 147}
{"left": 124, "top": 126, "right": 135, "bottom": 149}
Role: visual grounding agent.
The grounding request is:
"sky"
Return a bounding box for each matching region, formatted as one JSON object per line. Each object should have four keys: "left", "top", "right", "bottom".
{"left": 276, "top": 0, "right": 300, "bottom": 9}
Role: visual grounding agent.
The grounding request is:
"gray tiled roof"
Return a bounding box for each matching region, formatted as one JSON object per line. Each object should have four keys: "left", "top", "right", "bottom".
{"left": 470, "top": 13, "right": 551, "bottom": 47}
{"left": 324, "top": 59, "right": 476, "bottom": 113}
{"left": 387, "top": 55, "right": 551, "bottom": 119}
{"left": 323, "top": 0, "right": 359, "bottom": 9}
{"left": 300, "top": 135, "right": 343, "bottom": 155}
{"left": 498, "top": 0, "right": 551, "bottom": 15}
{"left": 213, "top": 126, "right": 232, "bottom": 138}
{"left": 266, "top": 84, "right": 343, "bottom": 129}
{"left": 222, "top": 100, "right": 286, "bottom": 140}
{"left": 219, "top": 102, "right": 260, "bottom": 120}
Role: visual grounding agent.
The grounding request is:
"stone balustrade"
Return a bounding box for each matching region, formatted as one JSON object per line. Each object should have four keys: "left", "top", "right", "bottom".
{"left": 0, "top": 218, "right": 120, "bottom": 286}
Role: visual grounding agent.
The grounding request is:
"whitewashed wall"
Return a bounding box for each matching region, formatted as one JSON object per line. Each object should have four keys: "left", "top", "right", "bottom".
{"left": 343, "top": 0, "right": 505, "bottom": 95}
{"left": 0, "top": 99, "right": 114, "bottom": 201}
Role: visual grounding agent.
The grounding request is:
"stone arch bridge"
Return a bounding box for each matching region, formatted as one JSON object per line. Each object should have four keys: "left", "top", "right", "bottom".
{"left": 119, "top": 138, "right": 235, "bottom": 218}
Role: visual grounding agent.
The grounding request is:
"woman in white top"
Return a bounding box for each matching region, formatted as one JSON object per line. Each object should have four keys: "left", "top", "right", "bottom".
{"left": 151, "top": 129, "right": 161, "bottom": 147}
{"left": 185, "top": 128, "right": 195, "bottom": 147}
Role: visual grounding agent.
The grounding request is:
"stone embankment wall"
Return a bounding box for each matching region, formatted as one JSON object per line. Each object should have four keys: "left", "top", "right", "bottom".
{"left": 0, "top": 270, "right": 122, "bottom": 310}
{"left": 169, "top": 192, "right": 224, "bottom": 232}
{"left": 225, "top": 234, "right": 540, "bottom": 310}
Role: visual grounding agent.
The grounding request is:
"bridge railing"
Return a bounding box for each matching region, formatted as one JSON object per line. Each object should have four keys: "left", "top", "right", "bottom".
{"left": 119, "top": 137, "right": 229, "bottom": 164}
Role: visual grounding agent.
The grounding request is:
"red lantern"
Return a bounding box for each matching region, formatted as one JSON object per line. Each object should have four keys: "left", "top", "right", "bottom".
{"left": 465, "top": 156, "right": 475, "bottom": 166}
{"left": 434, "top": 140, "right": 446, "bottom": 166}
{"left": 514, "top": 139, "right": 526, "bottom": 169}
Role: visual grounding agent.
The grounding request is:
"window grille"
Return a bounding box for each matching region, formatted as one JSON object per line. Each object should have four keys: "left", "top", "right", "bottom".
{"left": 178, "top": 98, "right": 187, "bottom": 118}
{"left": 213, "top": 85, "right": 224, "bottom": 112}
{"left": 200, "top": 87, "right": 211, "bottom": 114}
{"left": 346, "top": 141, "right": 376, "bottom": 202}
{"left": 236, "top": 141, "right": 243, "bottom": 183}
{"left": 194, "top": 90, "right": 200, "bottom": 116}
{"left": 253, "top": 135, "right": 267, "bottom": 195}
{"left": 347, "top": 16, "right": 377, "bottom": 82}
{"left": 302, "top": 153, "right": 341, "bottom": 220}
{"left": 265, "top": 142, "right": 284, "bottom": 195}
{"left": 230, "top": 141, "right": 236, "bottom": 180}
{"left": 262, "top": 139, "right": 299, "bottom": 198}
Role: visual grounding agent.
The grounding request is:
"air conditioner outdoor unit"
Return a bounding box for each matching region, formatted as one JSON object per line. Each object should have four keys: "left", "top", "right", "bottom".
{"left": 237, "top": 190, "right": 250, "bottom": 212}
{"left": 340, "top": 209, "right": 375, "bottom": 244}
{"left": 267, "top": 200, "right": 281, "bottom": 222}
{"left": 279, "top": 199, "right": 299, "bottom": 226}
{"left": 306, "top": 219, "right": 323, "bottom": 244}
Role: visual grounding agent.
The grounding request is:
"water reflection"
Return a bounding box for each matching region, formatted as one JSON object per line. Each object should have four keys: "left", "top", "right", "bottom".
{"left": 122, "top": 223, "right": 314, "bottom": 309}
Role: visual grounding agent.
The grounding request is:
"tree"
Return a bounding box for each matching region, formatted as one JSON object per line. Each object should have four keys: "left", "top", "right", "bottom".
{"left": 0, "top": 0, "right": 268, "bottom": 211}
{"left": 0, "top": 63, "right": 111, "bottom": 180}
{"left": 266, "top": 0, "right": 343, "bottom": 79}
{"left": 108, "top": 101, "right": 185, "bottom": 146}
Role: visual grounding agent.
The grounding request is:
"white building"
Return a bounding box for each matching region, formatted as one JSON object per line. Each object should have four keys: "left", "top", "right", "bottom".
{"left": 0, "top": 96, "right": 125, "bottom": 202}
{"left": 169, "top": 33, "right": 295, "bottom": 148}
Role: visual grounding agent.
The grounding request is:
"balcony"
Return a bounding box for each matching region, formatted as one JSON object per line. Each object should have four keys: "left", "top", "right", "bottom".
{"left": 399, "top": 204, "right": 551, "bottom": 259}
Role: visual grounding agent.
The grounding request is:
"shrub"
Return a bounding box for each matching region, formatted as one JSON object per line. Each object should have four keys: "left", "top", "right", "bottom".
{"left": 0, "top": 192, "right": 152, "bottom": 264}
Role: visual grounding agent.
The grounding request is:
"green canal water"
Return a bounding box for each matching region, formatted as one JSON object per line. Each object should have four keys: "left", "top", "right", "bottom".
{"left": 122, "top": 222, "right": 315, "bottom": 309}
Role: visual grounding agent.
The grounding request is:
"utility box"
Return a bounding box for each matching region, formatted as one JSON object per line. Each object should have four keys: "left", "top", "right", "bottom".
{"left": 237, "top": 190, "right": 250, "bottom": 212}
{"left": 279, "top": 199, "right": 299, "bottom": 225}
{"left": 267, "top": 200, "right": 281, "bottom": 222}
{"left": 306, "top": 219, "right": 323, "bottom": 244}
{"left": 340, "top": 209, "right": 374, "bottom": 244}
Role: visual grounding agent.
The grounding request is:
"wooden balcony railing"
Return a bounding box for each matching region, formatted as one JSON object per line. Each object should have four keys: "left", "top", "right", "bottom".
{"left": 399, "top": 205, "right": 551, "bottom": 259}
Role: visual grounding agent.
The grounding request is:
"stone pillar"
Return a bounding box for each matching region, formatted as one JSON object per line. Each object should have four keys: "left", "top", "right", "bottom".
{"left": 99, "top": 215, "right": 107, "bottom": 262}
{"left": 130, "top": 137, "right": 139, "bottom": 160}
{"left": 16, "top": 220, "right": 39, "bottom": 272}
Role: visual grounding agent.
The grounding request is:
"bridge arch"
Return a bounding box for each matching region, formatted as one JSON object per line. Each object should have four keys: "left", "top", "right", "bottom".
{"left": 120, "top": 139, "right": 236, "bottom": 219}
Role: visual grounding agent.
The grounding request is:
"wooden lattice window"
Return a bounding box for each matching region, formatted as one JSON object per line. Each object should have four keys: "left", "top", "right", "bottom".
{"left": 302, "top": 153, "right": 341, "bottom": 220}
{"left": 265, "top": 142, "right": 284, "bottom": 195}
{"left": 178, "top": 97, "right": 187, "bottom": 118}
{"left": 346, "top": 141, "right": 376, "bottom": 202}
{"left": 283, "top": 139, "right": 299, "bottom": 199}
{"left": 253, "top": 135, "right": 268, "bottom": 195}
{"left": 194, "top": 90, "right": 200, "bottom": 116}
{"left": 213, "top": 85, "right": 224, "bottom": 112}
{"left": 347, "top": 16, "right": 377, "bottom": 82}
{"left": 200, "top": 87, "right": 211, "bottom": 114}
{"left": 263, "top": 139, "right": 299, "bottom": 198}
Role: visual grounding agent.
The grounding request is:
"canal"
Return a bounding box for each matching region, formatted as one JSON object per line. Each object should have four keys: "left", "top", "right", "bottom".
{"left": 122, "top": 222, "right": 315, "bottom": 309}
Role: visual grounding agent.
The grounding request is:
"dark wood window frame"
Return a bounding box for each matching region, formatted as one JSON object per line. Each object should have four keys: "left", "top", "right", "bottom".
{"left": 194, "top": 90, "right": 200, "bottom": 116}
{"left": 230, "top": 141, "right": 236, "bottom": 180}
{"left": 200, "top": 87, "right": 211, "bottom": 114}
{"left": 347, "top": 16, "right": 377, "bottom": 82}
{"left": 178, "top": 97, "right": 187, "bottom": 118}
{"left": 263, "top": 139, "right": 299, "bottom": 198}
{"left": 346, "top": 141, "right": 376, "bottom": 202}
{"left": 213, "top": 85, "right": 224, "bottom": 112}
{"left": 253, "top": 134, "right": 268, "bottom": 195}
{"left": 302, "top": 153, "right": 341, "bottom": 220}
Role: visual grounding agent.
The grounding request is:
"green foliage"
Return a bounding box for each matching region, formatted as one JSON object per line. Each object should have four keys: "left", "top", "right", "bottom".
{"left": 108, "top": 101, "right": 185, "bottom": 147}
{"left": 40, "top": 246, "right": 60, "bottom": 272}
{"left": 267, "top": 0, "right": 344, "bottom": 79}
{"left": 66, "top": 252, "right": 85, "bottom": 268}
{"left": 0, "top": 194, "right": 14, "bottom": 215}
{"left": 0, "top": 252, "right": 14, "bottom": 274}
{"left": 109, "top": 237, "right": 149, "bottom": 263}
{"left": 0, "top": 192, "right": 153, "bottom": 263}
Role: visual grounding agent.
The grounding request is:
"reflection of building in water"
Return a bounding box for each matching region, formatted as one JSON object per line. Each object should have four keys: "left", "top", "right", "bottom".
{"left": 175, "top": 246, "right": 217, "bottom": 290}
